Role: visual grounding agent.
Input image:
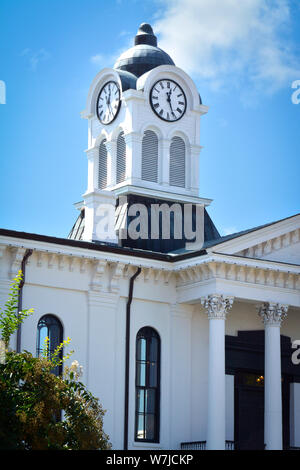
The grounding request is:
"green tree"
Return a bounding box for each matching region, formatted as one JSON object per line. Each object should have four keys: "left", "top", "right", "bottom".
{"left": 0, "top": 271, "right": 111, "bottom": 450}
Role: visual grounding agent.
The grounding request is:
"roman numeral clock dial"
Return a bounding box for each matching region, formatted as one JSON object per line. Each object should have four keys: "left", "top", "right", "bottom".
{"left": 150, "top": 79, "right": 187, "bottom": 122}
{"left": 97, "top": 81, "right": 121, "bottom": 125}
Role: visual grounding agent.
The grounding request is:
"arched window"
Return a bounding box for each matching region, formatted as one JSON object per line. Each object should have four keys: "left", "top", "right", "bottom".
{"left": 116, "top": 131, "right": 126, "bottom": 184}
{"left": 98, "top": 139, "right": 107, "bottom": 189}
{"left": 141, "top": 130, "right": 158, "bottom": 183}
{"left": 169, "top": 136, "right": 185, "bottom": 188}
{"left": 135, "top": 327, "right": 160, "bottom": 442}
{"left": 36, "top": 314, "right": 63, "bottom": 375}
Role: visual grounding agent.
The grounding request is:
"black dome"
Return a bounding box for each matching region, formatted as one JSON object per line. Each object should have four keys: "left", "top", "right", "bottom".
{"left": 114, "top": 23, "right": 175, "bottom": 78}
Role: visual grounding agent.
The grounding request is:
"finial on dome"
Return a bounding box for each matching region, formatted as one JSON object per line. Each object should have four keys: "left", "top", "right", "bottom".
{"left": 138, "top": 23, "right": 154, "bottom": 34}
{"left": 134, "top": 23, "right": 157, "bottom": 47}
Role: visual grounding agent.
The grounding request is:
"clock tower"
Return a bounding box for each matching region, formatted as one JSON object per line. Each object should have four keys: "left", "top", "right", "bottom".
{"left": 75, "top": 23, "right": 217, "bottom": 252}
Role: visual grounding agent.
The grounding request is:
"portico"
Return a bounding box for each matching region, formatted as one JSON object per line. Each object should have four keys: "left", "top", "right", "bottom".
{"left": 175, "top": 243, "right": 300, "bottom": 450}
{"left": 199, "top": 294, "right": 289, "bottom": 450}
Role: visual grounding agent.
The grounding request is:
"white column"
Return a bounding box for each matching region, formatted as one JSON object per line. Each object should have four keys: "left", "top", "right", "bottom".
{"left": 124, "top": 131, "right": 143, "bottom": 186}
{"left": 258, "top": 302, "right": 288, "bottom": 450}
{"left": 201, "top": 294, "right": 234, "bottom": 450}
{"left": 106, "top": 139, "right": 117, "bottom": 187}
{"left": 82, "top": 191, "right": 117, "bottom": 243}
{"left": 161, "top": 138, "right": 171, "bottom": 186}
{"left": 189, "top": 144, "right": 202, "bottom": 194}
{"left": 85, "top": 147, "right": 98, "bottom": 192}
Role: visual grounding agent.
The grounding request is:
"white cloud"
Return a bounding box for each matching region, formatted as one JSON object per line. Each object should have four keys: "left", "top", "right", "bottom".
{"left": 21, "top": 48, "right": 50, "bottom": 71}
{"left": 90, "top": 42, "right": 131, "bottom": 69}
{"left": 90, "top": 52, "right": 119, "bottom": 69}
{"left": 154, "top": 0, "right": 300, "bottom": 95}
{"left": 90, "top": 54, "right": 108, "bottom": 67}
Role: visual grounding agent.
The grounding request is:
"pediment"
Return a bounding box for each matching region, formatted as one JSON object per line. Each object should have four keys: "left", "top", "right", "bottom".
{"left": 237, "top": 231, "right": 300, "bottom": 264}
{"left": 208, "top": 214, "right": 300, "bottom": 265}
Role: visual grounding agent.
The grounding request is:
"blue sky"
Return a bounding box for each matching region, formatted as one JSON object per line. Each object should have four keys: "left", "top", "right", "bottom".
{"left": 0, "top": 0, "right": 299, "bottom": 239}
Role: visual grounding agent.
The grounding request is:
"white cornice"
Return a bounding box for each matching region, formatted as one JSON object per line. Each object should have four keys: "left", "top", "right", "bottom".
{"left": 1, "top": 236, "right": 299, "bottom": 275}
{"left": 122, "top": 89, "right": 145, "bottom": 102}
{"left": 73, "top": 201, "right": 84, "bottom": 211}
{"left": 176, "top": 276, "right": 300, "bottom": 308}
{"left": 196, "top": 104, "right": 209, "bottom": 115}
{"left": 174, "top": 258, "right": 300, "bottom": 293}
{"left": 81, "top": 110, "right": 93, "bottom": 120}
{"left": 0, "top": 236, "right": 299, "bottom": 305}
{"left": 0, "top": 236, "right": 173, "bottom": 271}
{"left": 209, "top": 252, "right": 300, "bottom": 273}
{"left": 172, "top": 252, "right": 300, "bottom": 273}
{"left": 112, "top": 184, "right": 212, "bottom": 206}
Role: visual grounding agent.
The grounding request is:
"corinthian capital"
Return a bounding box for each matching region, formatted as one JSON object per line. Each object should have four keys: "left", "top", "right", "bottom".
{"left": 258, "top": 302, "right": 288, "bottom": 326}
{"left": 201, "top": 294, "right": 234, "bottom": 320}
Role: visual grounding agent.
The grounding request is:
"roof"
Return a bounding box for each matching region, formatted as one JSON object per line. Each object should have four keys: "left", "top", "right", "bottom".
{"left": 68, "top": 204, "right": 221, "bottom": 255}
{"left": 174, "top": 212, "right": 300, "bottom": 260}
{"left": 0, "top": 227, "right": 177, "bottom": 262}
{"left": 204, "top": 212, "right": 300, "bottom": 249}
{"left": 67, "top": 207, "right": 300, "bottom": 257}
{"left": 1, "top": 212, "right": 298, "bottom": 263}
{"left": 114, "top": 23, "right": 175, "bottom": 78}
{"left": 112, "top": 22, "right": 202, "bottom": 103}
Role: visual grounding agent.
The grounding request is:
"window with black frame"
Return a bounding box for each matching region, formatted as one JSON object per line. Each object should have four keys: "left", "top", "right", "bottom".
{"left": 36, "top": 314, "right": 63, "bottom": 376}
{"left": 135, "top": 327, "right": 160, "bottom": 442}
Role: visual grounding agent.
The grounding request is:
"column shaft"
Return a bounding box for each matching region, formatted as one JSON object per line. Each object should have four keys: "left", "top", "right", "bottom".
{"left": 201, "top": 294, "right": 234, "bottom": 450}
{"left": 105, "top": 140, "right": 117, "bottom": 187}
{"left": 258, "top": 302, "right": 288, "bottom": 450}
{"left": 264, "top": 323, "right": 282, "bottom": 450}
{"left": 207, "top": 317, "right": 226, "bottom": 449}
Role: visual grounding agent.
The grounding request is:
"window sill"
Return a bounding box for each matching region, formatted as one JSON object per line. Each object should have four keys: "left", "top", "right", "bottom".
{"left": 131, "top": 441, "right": 162, "bottom": 449}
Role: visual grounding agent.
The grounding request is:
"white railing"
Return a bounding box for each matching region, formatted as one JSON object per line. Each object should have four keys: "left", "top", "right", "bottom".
{"left": 180, "top": 440, "right": 236, "bottom": 450}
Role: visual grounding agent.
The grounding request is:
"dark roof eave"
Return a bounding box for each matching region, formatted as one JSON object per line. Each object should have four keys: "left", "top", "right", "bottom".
{"left": 0, "top": 228, "right": 207, "bottom": 263}
{"left": 2, "top": 211, "right": 298, "bottom": 264}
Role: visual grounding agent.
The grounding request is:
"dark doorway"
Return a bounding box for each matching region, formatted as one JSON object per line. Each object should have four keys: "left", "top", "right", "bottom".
{"left": 235, "top": 372, "right": 265, "bottom": 450}
{"left": 234, "top": 371, "right": 290, "bottom": 449}
{"left": 226, "top": 331, "right": 299, "bottom": 450}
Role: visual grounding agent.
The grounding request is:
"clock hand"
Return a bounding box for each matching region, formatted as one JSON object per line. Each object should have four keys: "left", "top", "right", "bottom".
{"left": 104, "top": 91, "right": 112, "bottom": 119}
{"left": 166, "top": 90, "right": 176, "bottom": 117}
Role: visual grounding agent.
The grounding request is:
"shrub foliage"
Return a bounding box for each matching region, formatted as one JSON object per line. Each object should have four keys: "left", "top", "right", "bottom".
{"left": 0, "top": 271, "right": 111, "bottom": 450}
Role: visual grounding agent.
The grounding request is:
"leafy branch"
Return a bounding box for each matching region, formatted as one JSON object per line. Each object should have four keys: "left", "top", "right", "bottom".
{"left": 0, "top": 270, "right": 34, "bottom": 348}
{"left": 40, "top": 335, "right": 74, "bottom": 369}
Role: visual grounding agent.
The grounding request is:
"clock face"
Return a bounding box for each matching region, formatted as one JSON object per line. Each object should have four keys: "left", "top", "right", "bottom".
{"left": 97, "top": 81, "right": 121, "bottom": 125}
{"left": 150, "top": 79, "right": 187, "bottom": 122}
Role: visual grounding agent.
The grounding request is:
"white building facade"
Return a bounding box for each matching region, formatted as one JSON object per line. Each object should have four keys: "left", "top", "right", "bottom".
{"left": 0, "top": 24, "right": 300, "bottom": 451}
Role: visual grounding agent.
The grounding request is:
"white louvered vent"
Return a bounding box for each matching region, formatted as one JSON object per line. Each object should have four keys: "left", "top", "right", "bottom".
{"left": 169, "top": 136, "right": 185, "bottom": 188}
{"left": 116, "top": 131, "right": 126, "bottom": 184}
{"left": 141, "top": 130, "right": 158, "bottom": 183}
{"left": 98, "top": 139, "right": 107, "bottom": 189}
